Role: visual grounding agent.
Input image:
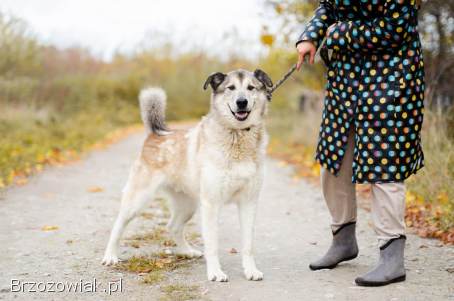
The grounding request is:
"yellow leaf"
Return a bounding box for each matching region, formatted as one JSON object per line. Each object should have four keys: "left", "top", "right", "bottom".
{"left": 260, "top": 34, "right": 275, "bottom": 47}
{"left": 436, "top": 192, "right": 449, "bottom": 204}
{"left": 42, "top": 225, "right": 59, "bottom": 231}
{"left": 311, "top": 164, "right": 321, "bottom": 176}
{"left": 275, "top": 4, "right": 284, "bottom": 14}
{"left": 405, "top": 191, "right": 417, "bottom": 204}
{"left": 87, "top": 186, "right": 104, "bottom": 193}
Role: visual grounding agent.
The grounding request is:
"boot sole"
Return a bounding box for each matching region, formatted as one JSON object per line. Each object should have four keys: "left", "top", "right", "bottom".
{"left": 309, "top": 253, "right": 358, "bottom": 271}
{"left": 355, "top": 275, "right": 406, "bottom": 287}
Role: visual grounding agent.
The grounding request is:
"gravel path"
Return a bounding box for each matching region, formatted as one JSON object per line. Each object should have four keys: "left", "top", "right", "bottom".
{"left": 0, "top": 131, "right": 453, "bottom": 301}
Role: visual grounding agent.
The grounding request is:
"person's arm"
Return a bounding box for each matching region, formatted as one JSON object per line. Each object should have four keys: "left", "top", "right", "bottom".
{"left": 296, "top": 0, "right": 336, "bottom": 68}
{"left": 325, "top": 0, "right": 417, "bottom": 53}
{"left": 296, "top": 0, "right": 337, "bottom": 49}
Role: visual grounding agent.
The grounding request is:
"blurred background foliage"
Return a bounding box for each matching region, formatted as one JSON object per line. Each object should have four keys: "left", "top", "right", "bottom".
{"left": 0, "top": 0, "right": 453, "bottom": 240}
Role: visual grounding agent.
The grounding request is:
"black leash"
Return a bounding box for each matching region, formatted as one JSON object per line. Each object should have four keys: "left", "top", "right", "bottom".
{"left": 266, "top": 36, "right": 329, "bottom": 100}
{"left": 267, "top": 64, "right": 297, "bottom": 97}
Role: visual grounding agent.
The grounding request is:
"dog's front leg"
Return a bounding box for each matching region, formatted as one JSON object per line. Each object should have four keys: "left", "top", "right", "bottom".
{"left": 238, "top": 193, "right": 263, "bottom": 281}
{"left": 201, "top": 198, "right": 228, "bottom": 282}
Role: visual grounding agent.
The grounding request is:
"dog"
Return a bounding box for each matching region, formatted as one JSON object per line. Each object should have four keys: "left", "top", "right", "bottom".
{"left": 102, "top": 68, "right": 273, "bottom": 282}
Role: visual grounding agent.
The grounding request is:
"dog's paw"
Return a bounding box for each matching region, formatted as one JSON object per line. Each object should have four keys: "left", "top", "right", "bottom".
{"left": 175, "top": 248, "right": 203, "bottom": 259}
{"left": 102, "top": 253, "right": 119, "bottom": 266}
{"left": 244, "top": 268, "right": 264, "bottom": 281}
{"left": 207, "top": 268, "right": 229, "bottom": 282}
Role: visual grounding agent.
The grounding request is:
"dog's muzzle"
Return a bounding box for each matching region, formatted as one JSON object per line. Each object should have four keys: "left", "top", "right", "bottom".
{"left": 228, "top": 105, "right": 250, "bottom": 122}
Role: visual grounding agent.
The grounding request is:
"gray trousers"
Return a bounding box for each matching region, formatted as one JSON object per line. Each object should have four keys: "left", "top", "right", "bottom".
{"left": 321, "top": 129, "right": 406, "bottom": 246}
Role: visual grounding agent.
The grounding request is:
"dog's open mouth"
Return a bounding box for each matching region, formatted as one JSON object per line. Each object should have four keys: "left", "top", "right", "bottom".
{"left": 233, "top": 111, "right": 250, "bottom": 121}
{"left": 229, "top": 106, "right": 250, "bottom": 121}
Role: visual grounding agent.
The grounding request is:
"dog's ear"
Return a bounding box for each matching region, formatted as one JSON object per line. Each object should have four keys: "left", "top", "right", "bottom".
{"left": 203, "top": 72, "right": 226, "bottom": 91}
{"left": 254, "top": 69, "right": 273, "bottom": 88}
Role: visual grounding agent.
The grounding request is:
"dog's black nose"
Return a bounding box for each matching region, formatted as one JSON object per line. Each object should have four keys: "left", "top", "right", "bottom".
{"left": 236, "top": 98, "right": 248, "bottom": 110}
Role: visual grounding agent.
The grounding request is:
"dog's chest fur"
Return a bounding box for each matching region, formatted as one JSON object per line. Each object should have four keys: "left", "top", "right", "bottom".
{"left": 193, "top": 118, "right": 267, "bottom": 199}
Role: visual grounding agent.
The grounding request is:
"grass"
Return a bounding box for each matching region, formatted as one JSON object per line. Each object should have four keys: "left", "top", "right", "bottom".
{"left": 142, "top": 271, "right": 165, "bottom": 285}
{"left": 116, "top": 252, "right": 198, "bottom": 281}
{"left": 159, "top": 284, "right": 202, "bottom": 301}
{"left": 126, "top": 227, "right": 177, "bottom": 248}
{"left": 116, "top": 252, "right": 201, "bottom": 299}
{"left": 116, "top": 252, "right": 193, "bottom": 274}
{"left": 0, "top": 104, "right": 140, "bottom": 187}
{"left": 267, "top": 107, "right": 454, "bottom": 244}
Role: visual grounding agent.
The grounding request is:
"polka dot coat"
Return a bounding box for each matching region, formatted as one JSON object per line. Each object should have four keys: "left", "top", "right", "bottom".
{"left": 297, "top": 0, "right": 425, "bottom": 183}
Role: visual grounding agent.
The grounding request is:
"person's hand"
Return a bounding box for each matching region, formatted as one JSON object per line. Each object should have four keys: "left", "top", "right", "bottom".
{"left": 296, "top": 41, "right": 316, "bottom": 70}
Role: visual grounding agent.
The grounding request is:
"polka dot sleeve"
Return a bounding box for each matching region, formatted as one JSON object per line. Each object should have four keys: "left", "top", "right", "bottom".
{"left": 326, "top": 0, "right": 417, "bottom": 53}
{"left": 296, "top": 0, "right": 336, "bottom": 49}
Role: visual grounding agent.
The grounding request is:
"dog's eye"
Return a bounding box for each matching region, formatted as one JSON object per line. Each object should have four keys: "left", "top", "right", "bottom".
{"left": 227, "top": 85, "right": 236, "bottom": 91}
{"left": 247, "top": 85, "right": 255, "bottom": 91}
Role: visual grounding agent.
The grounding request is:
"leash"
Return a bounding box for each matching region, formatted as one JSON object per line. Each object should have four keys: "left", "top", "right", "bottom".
{"left": 266, "top": 36, "right": 328, "bottom": 100}
{"left": 267, "top": 64, "right": 297, "bottom": 97}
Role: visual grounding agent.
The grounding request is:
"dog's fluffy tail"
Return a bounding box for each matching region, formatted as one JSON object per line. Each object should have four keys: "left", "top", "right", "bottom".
{"left": 139, "top": 87, "right": 169, "bottom": 135}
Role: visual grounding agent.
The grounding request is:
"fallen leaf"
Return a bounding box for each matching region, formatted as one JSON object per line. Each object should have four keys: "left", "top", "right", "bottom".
{"left": 15, "top": 178, "right": 28, "bottom": 186}
{"left": 42, "top": 225, "right": 59, "bottom": 231}
{"left": 87, "top": 186, "right": 104, "bottom": 193}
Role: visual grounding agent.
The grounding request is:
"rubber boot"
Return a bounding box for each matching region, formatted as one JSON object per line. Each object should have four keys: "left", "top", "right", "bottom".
{"left": 355, "top": 235, "right": 406, "bottom": 286}
{"left": 309, "top": 222, "right": 359, "bottom": 270}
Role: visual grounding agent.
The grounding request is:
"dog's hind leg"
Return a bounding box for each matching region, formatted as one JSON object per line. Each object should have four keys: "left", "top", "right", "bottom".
{"left": 166, "top": 191, "right": 202, "bottom": 258}
{"left": 102, "top": 163, "right": 164, "bottom": 265}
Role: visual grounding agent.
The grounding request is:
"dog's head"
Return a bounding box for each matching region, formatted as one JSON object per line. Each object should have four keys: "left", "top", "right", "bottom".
{"left": 203, "top": 69, "right": 273, "bottom": 129}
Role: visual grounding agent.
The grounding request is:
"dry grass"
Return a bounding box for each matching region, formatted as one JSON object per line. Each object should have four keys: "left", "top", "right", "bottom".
{"left": 127, "top": 227, "right": 167, "bottom": 244}
{"left": 126, "top": 227, "right": 177, "bottom": 248}
{"left": 405, "top": 111, "right": 454, "bottom": 237}
{"left": 116, "top": 252, "right": 196, "bottom": 275}
{"left": 142, "top": 271, "right": 165, "bottom": 285}
{"left": 159, "top": 284, "right": 202, "bottom": 301}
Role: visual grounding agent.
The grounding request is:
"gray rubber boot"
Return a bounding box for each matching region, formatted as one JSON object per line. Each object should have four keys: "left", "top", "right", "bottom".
{"left": 355, "top": 235, "right": 406, "bottom": 286}
{"left": 309, "top": 222, "right": 359, "bottom": 270}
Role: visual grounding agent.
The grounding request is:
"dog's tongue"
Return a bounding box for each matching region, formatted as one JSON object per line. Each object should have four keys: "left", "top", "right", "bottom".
{"left": 235, "top": 111, "right": 248, "bottom": 118}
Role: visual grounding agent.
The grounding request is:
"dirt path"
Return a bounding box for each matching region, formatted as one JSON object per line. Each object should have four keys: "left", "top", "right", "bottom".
{"left": 0, "top": 131, "right": 453, "bottom": 301}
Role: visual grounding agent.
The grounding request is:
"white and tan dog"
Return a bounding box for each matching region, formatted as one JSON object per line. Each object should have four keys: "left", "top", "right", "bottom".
{"left": 102, "top": 69, "right": 273, "bottom": 282}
